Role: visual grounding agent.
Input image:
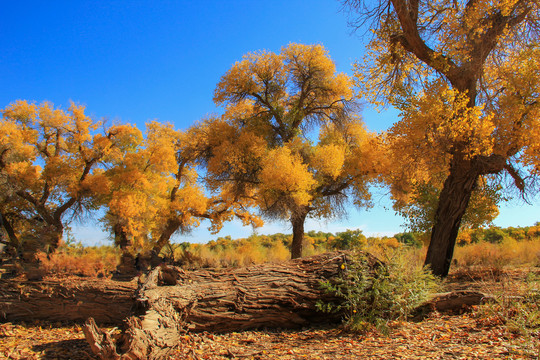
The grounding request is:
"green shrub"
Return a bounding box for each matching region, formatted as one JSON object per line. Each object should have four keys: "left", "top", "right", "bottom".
{"left": 317, "top": 250, "right": 440, "bottom": 334}
{"left": 330, "top": 229, "right": 367, "bottom": 250}
{"left": 483, "top": 227, "right": 507, "bottom": 244}
{"left": 394, "top": 232, "right": 422, "bottom": 248}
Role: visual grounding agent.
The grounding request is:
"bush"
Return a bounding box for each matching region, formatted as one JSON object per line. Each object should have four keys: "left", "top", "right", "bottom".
{"left": 394, "top": 232, "right": 422, "bottom": 248}
{"left": 317, "top": 250, "right": 440, "bottom": 334}
{"left": 330, "top": 229, "right": 367, "bottom": 250}
{"left": 483, "top": 227, "right": 507, "bottom": 244}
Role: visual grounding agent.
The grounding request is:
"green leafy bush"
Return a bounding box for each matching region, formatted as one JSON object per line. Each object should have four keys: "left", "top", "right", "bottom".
{"left": 317, "top": 250, "right": 440, "bottom": 333}
{"left": 483, "top": 227, "right": 507, "bottom": 244}
{"left": 394, "top": 232, "right": 423, "bottom": 248}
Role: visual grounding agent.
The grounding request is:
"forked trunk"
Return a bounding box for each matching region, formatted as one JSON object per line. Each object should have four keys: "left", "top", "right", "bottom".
{"left": 150, "top": 218, "right": 181, "bottom": 263}
{"left": 290, "top": 210, "right": 308, "bottom": 259}
{"left": 128, "top": 219, "right": 182, "bottom": 272}
{"left": 425, "top": 161, "right": 479, "bottom": 277}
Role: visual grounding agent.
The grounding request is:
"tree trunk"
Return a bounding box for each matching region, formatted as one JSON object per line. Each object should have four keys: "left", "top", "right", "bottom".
{"left": 412, "top": 290, "right": 493, "bottom": 320}
{"left": 0, "top": 212, "right": 18, "bottom": 258}
{"left": 130, "top": 218, "right": 181, "bottom": 273}
{"left": 114, "top": 223, "right": 130, "bottom": 251}
{"left": 84, "top": 251, "right": 377, "bottom": 360}
{"left": 290, "top": 210, "right": 308, "bottom": 259}
{"left": 148, "top": 218, "right": 181, "bottom": 266}
{"left": 114, "top": 223, "right": 137, "bottom": 275}
{"left": 42, "top": 219, "right": 64, "bottom": 254}
{"left": 425, "top": 160, "right": 478, "bottom": 277}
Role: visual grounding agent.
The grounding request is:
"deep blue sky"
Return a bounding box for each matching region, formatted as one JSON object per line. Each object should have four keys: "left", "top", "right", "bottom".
{"left": 1, "top": 1, "right": 537, "bottom": 245}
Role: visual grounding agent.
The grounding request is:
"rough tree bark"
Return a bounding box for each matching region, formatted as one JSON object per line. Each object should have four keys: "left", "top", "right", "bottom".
{"left": 425, "top": 153, "right": 511, "bottom": 277}
{"left": 425, "top": 159, "right": 479, "bottom": 277}
{"left": 290, "top": 210, "right": 308, "bottom": 259}
{"left": 0, "top": 277, "right": 136, "bottom": 324}
{"left": 84, "top": 251, "right": 375, "bottom": 360}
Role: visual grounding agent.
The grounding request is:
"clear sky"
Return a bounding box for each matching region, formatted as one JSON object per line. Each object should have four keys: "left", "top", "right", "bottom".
{"left": 1, "top": 1, "right": 538, "bottom": 245}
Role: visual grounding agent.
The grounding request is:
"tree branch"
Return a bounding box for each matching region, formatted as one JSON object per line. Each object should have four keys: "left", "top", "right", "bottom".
{"left": 15, "top": 190, "right": 55, "bottom": 224}
{"left": 504, "top": 163, "right": 526, "bottom": 193}
{"left": 390, "top": 0, "right": 459, "bottom": 79}
{"left": 53, "top": 157, "right": 98, "bottom": 222}
{"left": 468, "top": 0, "right": 532, "bottom": 74}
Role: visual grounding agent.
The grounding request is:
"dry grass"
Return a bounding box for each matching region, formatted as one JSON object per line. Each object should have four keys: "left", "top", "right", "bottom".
{"left": 174, "top": 239, "right": 292, "bottom": 268}
{"left": 29, "top": 228, "right": 540, "bottom": 278}
{"left": 454, "top": 238, "right": 540, "bottom": 268}
{"left": 37, "top": 245, "right": 119, "bottom": 277}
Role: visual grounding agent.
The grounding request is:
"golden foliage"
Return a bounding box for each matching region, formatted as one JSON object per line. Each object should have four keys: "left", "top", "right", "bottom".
{"left": 214, "top": 43, "right": 354, "bottom": 142}
{"left": 259, "top": 146, "right": 316, "bottom": 207}
{"left": 98, "top": 121, "right": 213, "bottom": 252}
{"left": 311, "top": 143, "right": 346, "bottom": 180}
{"left": 0, "top": 100, "right": 142, "bottom": 253}
{"left": 196, "top": 43, "right": 383, "bottom": 248}
{"left": 391, "top": 80, "right": 495, "bottom": 161}
{"left": 348, "top": 0, "right": 540, "bottom": 238}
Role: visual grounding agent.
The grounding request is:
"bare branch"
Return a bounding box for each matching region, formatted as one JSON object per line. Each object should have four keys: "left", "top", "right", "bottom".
{"left": 504, "top": 163, "right": 526, "bottom": 193}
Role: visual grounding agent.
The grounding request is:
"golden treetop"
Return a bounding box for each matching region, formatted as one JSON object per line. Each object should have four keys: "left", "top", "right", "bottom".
{"left": 214, "top": 43, "right": 355, "bottom": 144}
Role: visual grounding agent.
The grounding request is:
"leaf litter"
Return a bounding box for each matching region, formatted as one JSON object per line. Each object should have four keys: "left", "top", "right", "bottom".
{"left": 0, "top": 312, "right": 537, "bottom": 359}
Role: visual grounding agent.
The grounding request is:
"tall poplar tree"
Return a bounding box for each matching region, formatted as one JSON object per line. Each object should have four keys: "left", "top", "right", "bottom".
{"left": 192, "top": 43, "right": 382, "bottom": 258}
{"left": 0, "top": 100, "right": 141, "bottom": 261}
{"left": 345, "top": 0, "right": 540, "bottom": 276}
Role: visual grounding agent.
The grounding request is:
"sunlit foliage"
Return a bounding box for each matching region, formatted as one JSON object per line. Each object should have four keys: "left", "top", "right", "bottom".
{"left": 96, "top": 121, "right": 263, "bottom": 269}
{"left": 190, "top": 44, "right": 383, "bottom": 258}
{"left": 0, "top": 100, "right": 140, "bottom": 261}
{"left": 345, "top": 0, "right": 540, "bottom": 276}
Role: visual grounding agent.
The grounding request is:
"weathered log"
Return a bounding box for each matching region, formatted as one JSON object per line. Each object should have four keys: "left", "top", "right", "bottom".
{"left": 84, "top": 251, "right": 375, "bottom": 360}
{"left": 412, "top": 290, "right": 494, "bottom": 320}
{"left": 427, "top": 290, "right": 494, "bottom": 312}
{"left": 0, "top": 276, "right": 136, "bottom": 324}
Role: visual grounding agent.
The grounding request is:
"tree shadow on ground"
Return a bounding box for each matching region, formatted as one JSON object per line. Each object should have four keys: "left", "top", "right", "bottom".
{"left": 32, "top": 338, "right": 96, "bottom": 360}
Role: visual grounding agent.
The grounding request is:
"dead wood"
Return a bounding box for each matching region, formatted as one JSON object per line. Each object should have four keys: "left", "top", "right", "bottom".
{"left": 412, "top": 290, "right": 494, "bottom": 320}
{"left": 84, "top": 251, "right": 375, "bottom": 360}
{"left": 0, "top": 277, "right": 136, "bottom": 324}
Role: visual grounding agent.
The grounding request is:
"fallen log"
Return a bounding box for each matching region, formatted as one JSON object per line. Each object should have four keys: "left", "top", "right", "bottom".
{"left": 412, "top": 290, "right": 494, "bottom": 320}
{"left": 84, "top": 251, "right": 376, "bottom": 360}
{"left": 0, "top": 276, "right": 136, "bottom": 324}
{"left": 428, "top": 290, "right": 494, "bottom": 312}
